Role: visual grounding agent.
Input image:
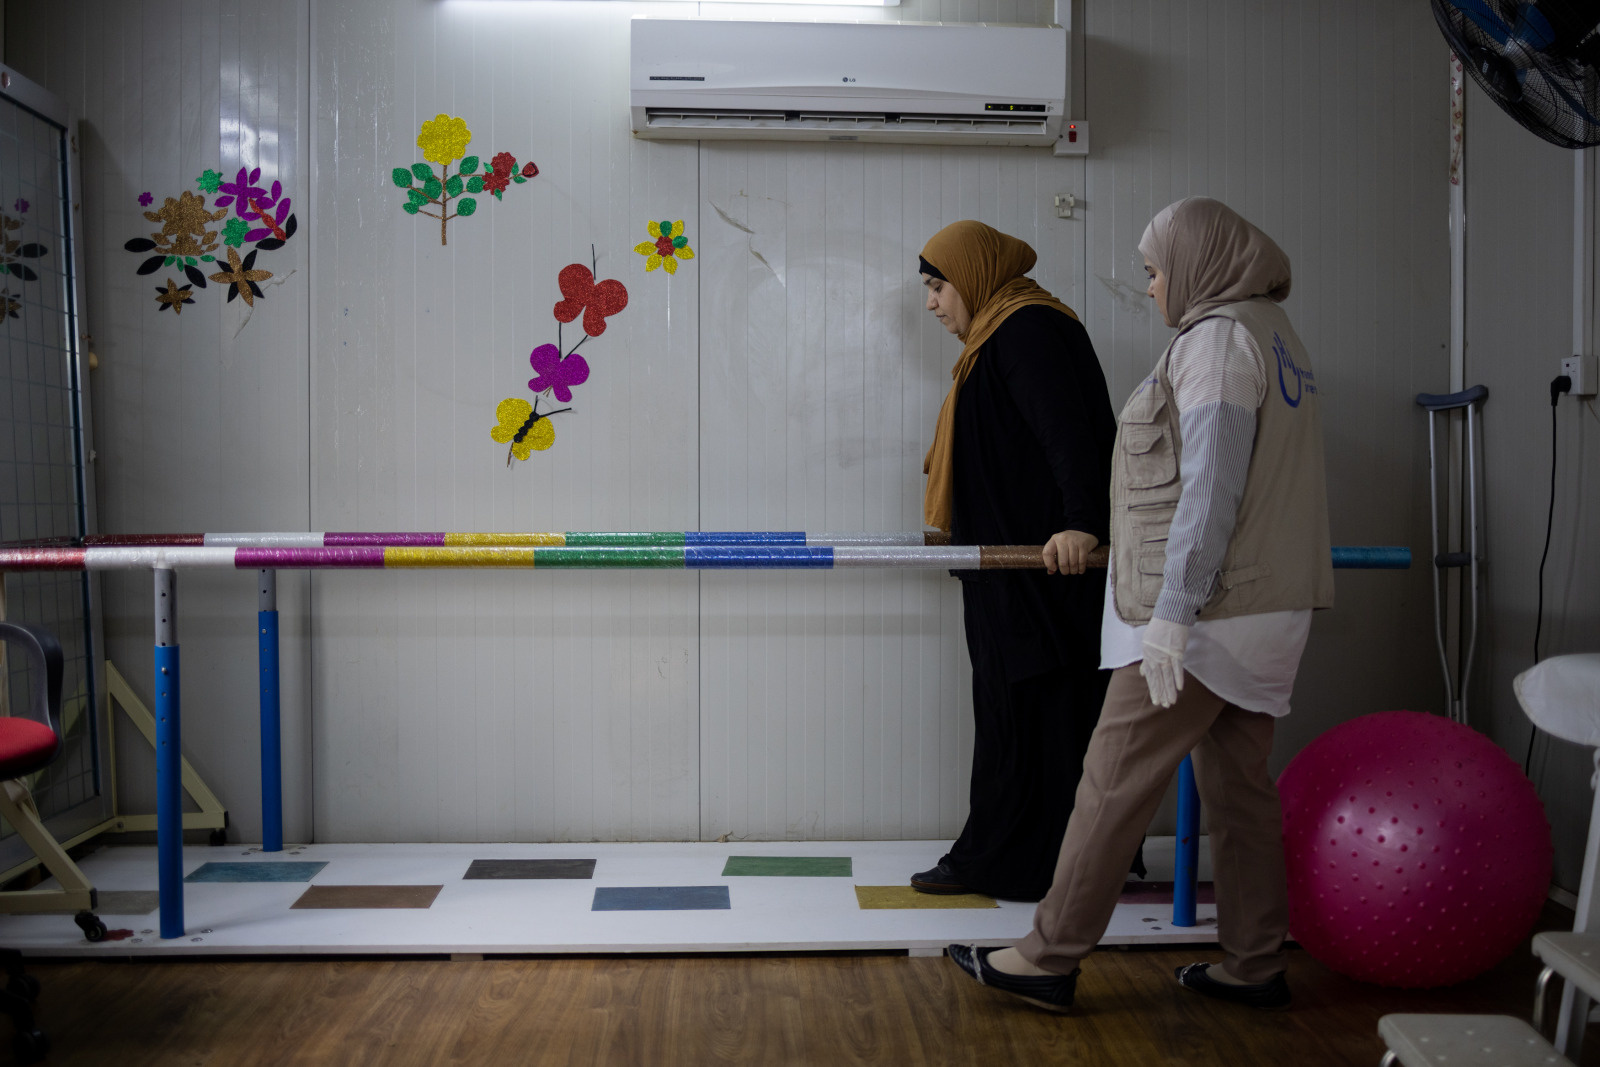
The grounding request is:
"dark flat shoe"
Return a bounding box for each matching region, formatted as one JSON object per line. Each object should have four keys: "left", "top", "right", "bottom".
{"left": 910, "top": 862, "right": 970, "bottom": 895}
{"left": 947, "top": 944, "right": 1077, "bottom": 1013}
{"left": 1174, "top": 963, "right": 1291, "bottom": 1010}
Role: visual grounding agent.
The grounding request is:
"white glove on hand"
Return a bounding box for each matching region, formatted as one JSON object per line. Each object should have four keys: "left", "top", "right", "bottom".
{"left": 1140, "top": 618, "right": 1191, "bottom": 708}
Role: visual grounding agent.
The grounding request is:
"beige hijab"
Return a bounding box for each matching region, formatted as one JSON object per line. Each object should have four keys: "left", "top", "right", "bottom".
{"left": 920, "top": 220, "right": 1080, "bottom": 532}
{"left": 1138, "top": 197, "right": 1291, "bottom": 330}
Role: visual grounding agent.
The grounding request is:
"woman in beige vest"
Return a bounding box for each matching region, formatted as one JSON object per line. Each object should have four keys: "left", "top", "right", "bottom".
{"left": 947, "top": 198, "right": 1332, "bottom": 1013}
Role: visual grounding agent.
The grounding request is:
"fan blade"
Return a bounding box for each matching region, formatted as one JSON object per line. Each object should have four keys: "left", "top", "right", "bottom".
{"left": 1454, "top": 0, "right": 1516, "bottom": 46}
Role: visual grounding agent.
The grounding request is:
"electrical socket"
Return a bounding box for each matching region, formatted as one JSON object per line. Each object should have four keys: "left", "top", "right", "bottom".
{"left": 1562, "top": 355, "right": 1597, "bottom": 397}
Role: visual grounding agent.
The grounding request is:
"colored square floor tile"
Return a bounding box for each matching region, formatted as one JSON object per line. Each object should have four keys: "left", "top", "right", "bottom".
{"left": 291, "top": 885, "right": 442, "bottom": 909}
{"left": 854, "top": 886, "right": 997, "bottom": 910}
{"left": 721, "top": 856, "right": 852, "bottom": 878}
{"left": 464, "top": 859, "right": 596, "bottom": 880}
{"left": 184, "top": 861, "right": 328, "bottom": 883}
{"left": 592, "top": 886, "right": 730, "bottom": 911}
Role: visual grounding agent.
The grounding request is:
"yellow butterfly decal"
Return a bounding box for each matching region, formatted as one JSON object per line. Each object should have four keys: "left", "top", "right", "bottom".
{"left": 491, "top": 397, "right": 564, "bottom": 465}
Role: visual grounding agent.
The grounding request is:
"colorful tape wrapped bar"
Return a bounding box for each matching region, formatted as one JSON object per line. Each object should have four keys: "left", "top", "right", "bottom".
{"left": 0, "top": 542, "right": 1413, "bottom": 573}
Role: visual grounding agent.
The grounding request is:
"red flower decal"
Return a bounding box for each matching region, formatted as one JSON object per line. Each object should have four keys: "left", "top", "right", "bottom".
{"left": 482, "top": 171, "right": 511, "bottom": 195}
{"left": 521, "top": 161, "right": 539, "bottom": 178}
{"left": 491, "top": 151, "right": 518, "bottom": 175}
{"left": 553, "top": 263, "right": 628, "bottom": 337}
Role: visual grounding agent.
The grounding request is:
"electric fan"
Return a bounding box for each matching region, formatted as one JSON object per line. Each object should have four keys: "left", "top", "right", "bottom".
{"left": 1432, "top": 0, "right": 1600, "bottom": 148}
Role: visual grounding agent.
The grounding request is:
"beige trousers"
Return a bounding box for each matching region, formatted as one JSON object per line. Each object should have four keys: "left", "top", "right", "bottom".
{"left": 1017, "top": 665, "right": 1289, "bottom": 984}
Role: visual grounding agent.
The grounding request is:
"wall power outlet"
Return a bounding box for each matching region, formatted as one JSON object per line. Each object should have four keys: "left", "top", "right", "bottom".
{"left": 1562, "top": 355, "right": 1597, "bottom": 397}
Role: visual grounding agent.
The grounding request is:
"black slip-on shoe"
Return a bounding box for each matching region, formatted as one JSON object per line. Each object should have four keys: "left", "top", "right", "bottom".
{"left": 1174, "top": 963, "right": 1291, "bottom": 1010}
{"left": 910, "top": 862, "right": 970, "bottom": 895}
{"left": 947, "top": 944, "right": 1078, "bottom": 1013}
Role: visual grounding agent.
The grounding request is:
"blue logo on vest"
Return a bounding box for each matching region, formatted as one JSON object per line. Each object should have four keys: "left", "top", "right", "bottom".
{"left": 1274, "top": 332, "right": 1314, "bottom": 408}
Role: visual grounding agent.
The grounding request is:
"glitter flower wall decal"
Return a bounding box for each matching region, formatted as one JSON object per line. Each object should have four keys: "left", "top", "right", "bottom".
{"left": 155, "top": 278, "right": 195, "bottom": 315}
{"left": 0, "top": 213, "right": 48, "bottom": 284}
{"left": 633, "top": 219, "right": 694, "bottom": 275}
{"left": 0, "top": 208, "right": 50, "bottom": 322}
{"left": 391, "top": 114, "right": 538, "bottom": 245}
{"left": 138, "top": 191, "right": 154, "bottom": 207}
{"left": 417, "top": 114, "right": 472, "bottom": 165}
{"left": 125, "top": 165, "right": 298, "bottom": 315}
{"left": 208, "top": 246, "right": 272, "bottom": 306}
{"left": 490, "top": 252, "right": 627, "bottom": 465}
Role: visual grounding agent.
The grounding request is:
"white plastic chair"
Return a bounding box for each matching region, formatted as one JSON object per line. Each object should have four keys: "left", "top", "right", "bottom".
{"left": 1517, "top": 654, "right": 1600, "bottom": 1059}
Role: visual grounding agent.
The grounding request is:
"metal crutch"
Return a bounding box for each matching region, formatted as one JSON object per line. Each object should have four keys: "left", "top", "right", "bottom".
{"left": 1415, "top": 384, "right": 1488, "bottom": 726}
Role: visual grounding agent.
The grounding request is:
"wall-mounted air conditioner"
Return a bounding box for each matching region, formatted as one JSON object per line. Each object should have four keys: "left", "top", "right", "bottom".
{"left": 630, "top": 19, "right": 1068, "bottom": 148}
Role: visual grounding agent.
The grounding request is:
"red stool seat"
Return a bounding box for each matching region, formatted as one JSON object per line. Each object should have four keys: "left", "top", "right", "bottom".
{"left": 0, "top": 719, "right": 59, "bottom": 780}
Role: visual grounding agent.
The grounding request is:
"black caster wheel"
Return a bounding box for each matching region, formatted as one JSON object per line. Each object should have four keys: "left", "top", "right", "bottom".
{"left": 74, "top": 910, "right": 107, "bottom": 942}
{"left": 209, "top": 828, "right": 228, "bottom": 846}
{"left": 6, "top": 972, "right": 40, "bottom": 1001}
{"left": 13, "top": 1028, "right": 48, "bottom": 1064}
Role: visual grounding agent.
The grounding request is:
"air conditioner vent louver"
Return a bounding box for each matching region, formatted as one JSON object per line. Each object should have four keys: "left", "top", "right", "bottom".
{"left": 631, "top": 19, "right": 1068, "bottom": 148}
{"left": 643, "top": 108, "right": 1052, "bottom": 136}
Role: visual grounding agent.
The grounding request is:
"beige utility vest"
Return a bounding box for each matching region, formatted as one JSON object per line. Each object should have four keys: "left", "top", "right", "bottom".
{"left": 1111, "top": 298, "right": 1333, "bottom": 624}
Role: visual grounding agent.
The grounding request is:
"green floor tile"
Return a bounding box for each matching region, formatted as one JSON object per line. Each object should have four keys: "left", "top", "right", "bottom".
{"left": 721, "top": 856, "right": 852, "bottom": 877}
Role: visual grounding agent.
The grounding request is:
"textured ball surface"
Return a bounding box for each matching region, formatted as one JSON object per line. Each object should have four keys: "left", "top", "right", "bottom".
{"left": 1277, "top": 710, "right": 1552, "bottom": 988}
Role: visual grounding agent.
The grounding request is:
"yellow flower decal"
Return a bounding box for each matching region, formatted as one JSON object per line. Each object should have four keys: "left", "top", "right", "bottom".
{"left": 417, "top": 114, "right": 473, "bottom": 166}
{"left": 633, "top": 219, "right": 695, "bottom": 276}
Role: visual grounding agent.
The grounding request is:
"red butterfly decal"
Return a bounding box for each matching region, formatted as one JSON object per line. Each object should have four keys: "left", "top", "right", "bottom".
{"left": 553, "top": 263, "right": 628, "bottom": 337}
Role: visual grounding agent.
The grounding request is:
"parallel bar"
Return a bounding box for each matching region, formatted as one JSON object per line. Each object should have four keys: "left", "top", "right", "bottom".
{"left": 153, "top": 569, "right": 183, "bottom": 939}
{"left": 1173, "top": 755, "right": 1200, "bottom": 928}
{"left": 0, "top": 543, "right": 1413, "bottom": 572}
{"left": 258, "top": 570, "right": 281, "bottom": 853}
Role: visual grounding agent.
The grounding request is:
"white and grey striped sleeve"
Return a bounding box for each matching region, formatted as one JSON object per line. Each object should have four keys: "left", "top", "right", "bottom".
{"left": 1153, "top": 320, "right": 1267, "bottom": 624}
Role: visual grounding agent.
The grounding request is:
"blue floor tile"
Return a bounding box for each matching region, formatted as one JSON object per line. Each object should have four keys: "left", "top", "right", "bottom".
{"left": 591, "top": 886, "right": 731, "bottom": 911}
{"left": 184, "top": 861, "right": 329, "bottom": 883}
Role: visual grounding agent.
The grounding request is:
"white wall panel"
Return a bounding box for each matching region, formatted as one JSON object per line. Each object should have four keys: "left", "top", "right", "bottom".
{"left": 310, "top": 0, "right": 700, "bottom": 841}
{"left": 9, "top": 0, "right": 314, "bottom": 845}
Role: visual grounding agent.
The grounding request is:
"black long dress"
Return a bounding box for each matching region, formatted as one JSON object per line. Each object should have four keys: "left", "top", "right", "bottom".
{"left": 942, "top": 303, "right": 1124, "bottom": 902}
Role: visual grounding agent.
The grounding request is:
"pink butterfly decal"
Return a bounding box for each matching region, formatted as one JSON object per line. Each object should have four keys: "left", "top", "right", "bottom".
{"left": 552, "top": 263, "right": 628, "bottom": 337}
{"left": 528, "top": 343, "right": 590, "bottom": 403}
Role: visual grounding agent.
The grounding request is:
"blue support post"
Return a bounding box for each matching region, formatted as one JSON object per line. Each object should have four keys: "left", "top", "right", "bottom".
{"left": 154, "top": 568, "right": 184, "bottom": 939}
{"left": 258, "top": 570, "right": 282, "bottom": 852}
{"left": 1173, "top": 754, "right": 1199, "bottom": 927}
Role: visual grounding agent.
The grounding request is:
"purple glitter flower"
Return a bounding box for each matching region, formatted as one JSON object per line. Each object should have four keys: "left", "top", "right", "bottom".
{"left": 214, "top": 166, "right": 269, "bottom": 217}
{"left": 138, "top": 191, "right": 153, "bottom": 207}
{"left": 13, "top": 198, "right": 28, "bottom": 214}
{"left": 243, "top": 197, "right": 291, "bottom": 242}
{"left": 238, "top": 181, "right": 283, "bottom": 223}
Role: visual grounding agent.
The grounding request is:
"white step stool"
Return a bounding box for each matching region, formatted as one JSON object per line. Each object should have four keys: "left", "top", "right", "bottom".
{"left": 1378, "top": 1014, "right": 1571, "bottom": 1066}
{"left": 1534, "top": 932, "right": 1600, "bottom": 1033}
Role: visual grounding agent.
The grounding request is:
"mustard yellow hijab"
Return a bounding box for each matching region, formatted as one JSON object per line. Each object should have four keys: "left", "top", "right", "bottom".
{"left": 920, "top": 220, "right": 1080, "bottom": 533}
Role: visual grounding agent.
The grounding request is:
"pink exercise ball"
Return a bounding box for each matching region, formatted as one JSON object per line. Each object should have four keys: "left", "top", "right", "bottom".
{"left": 1277, "top": 710, "right": 1552, "bottom": 988}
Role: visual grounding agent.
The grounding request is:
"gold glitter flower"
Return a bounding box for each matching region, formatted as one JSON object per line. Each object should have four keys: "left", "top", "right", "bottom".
{"left": 208, "top": 246, "right": 273, "bottom": 307}
{"left": 144, "top": 191, "right": 227, "bottom": 258}
{"left": 416, "top": 114, "right": 473, "bottom": 166}
{"left": 155, "top": 278, "right": 195, "bottom": 315}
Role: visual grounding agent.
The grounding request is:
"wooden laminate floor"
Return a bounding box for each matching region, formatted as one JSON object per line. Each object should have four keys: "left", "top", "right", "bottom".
{"left": 10, "top": 904, "right": 1596, "bottom": 1067}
